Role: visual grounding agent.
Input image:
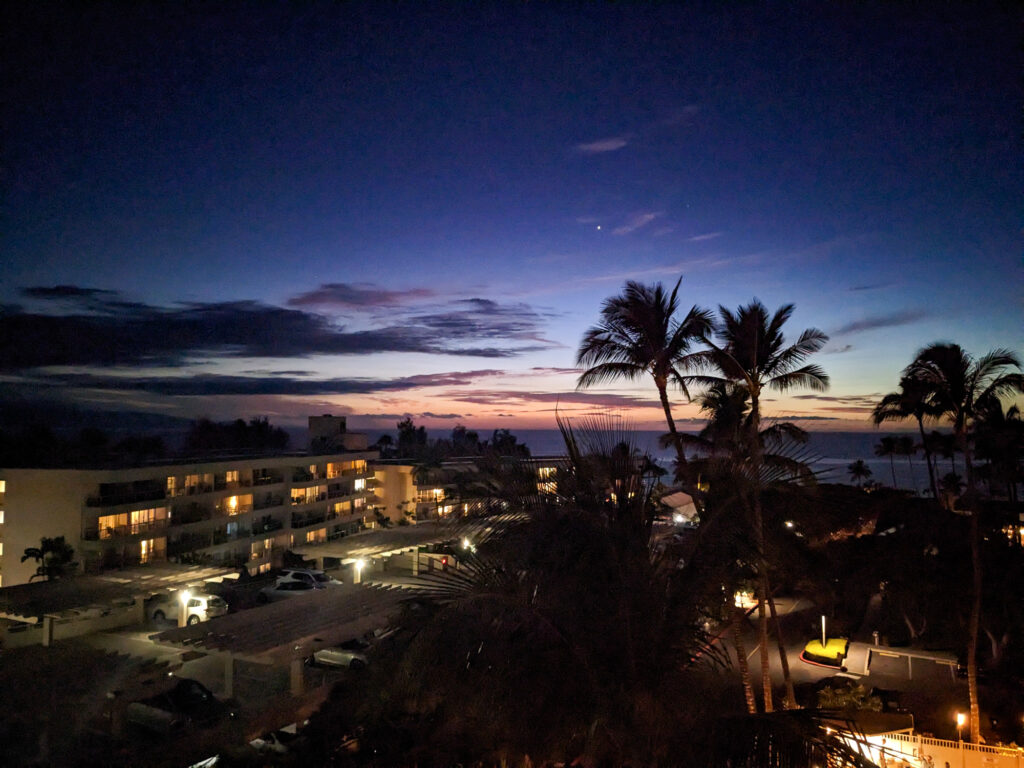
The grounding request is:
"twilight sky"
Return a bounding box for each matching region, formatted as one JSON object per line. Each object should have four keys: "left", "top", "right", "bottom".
{"left": 2, "top": 2, "right": 1021, "bottom": 433}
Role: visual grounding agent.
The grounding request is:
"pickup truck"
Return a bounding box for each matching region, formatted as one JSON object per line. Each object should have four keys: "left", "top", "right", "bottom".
{"left": 125, "top": 678, "right": 232, "bottom": 735}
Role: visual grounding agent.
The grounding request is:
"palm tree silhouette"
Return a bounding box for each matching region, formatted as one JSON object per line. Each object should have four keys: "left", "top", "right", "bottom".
{"left": 847, "top": 459, "right": 872, "bottom": 488}
{"left": 873, "top": 376, "right": 942, "bottom": 499}
{"left": 904, "top": 343, "right": 1023, "bottom": 743}
{"left": 874, "top": 436, "right": 897, "bottom": 487}
{"left": 690, "top": 299, "right": 829, "bottom": 712}
{"left": 576, "top": 278, "right": 711, "bottom": 478}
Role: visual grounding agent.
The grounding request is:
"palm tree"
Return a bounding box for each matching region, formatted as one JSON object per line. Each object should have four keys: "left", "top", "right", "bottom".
{"left": 974, "top": 399, "right": 1023, "bottom": 502}
{"left": 873, "top": 376, "right": 943, "bottom": 499}
{"left": 896, "top": 435, "right": 918, "bottom": 494}
{"left": 21, "top": 536, "right": 78, "bottom": 581}
{"left": 874, "top": 437, "right": 897, "bottom": 487}
{"left": 904, "top": 343, "right": 1023, "bottom": 743}
{"left": 692, "top": 299, "right": 829, "bottom": 712}
{"left": 577, "top": 278, "right": 712, "bottom": 479}
{"left": 847, "top": 459, "right": 872, "bottom": 488}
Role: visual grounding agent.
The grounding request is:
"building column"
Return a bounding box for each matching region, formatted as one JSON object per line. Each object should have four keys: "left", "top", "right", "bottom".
{"left": 42, "top": 615, "right": 54, "bottom": 647}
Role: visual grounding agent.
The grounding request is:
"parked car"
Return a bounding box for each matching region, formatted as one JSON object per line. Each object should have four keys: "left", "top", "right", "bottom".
{"left": 125, "top": 677, "right": 232, "bottom": 734}
{"left": 800, "top": 637, "right": 850, "bottom": 669}
{"left": 249, "top": 722, "right": 302, "bottom": 754}
{"left": 276, "top": 568, "right": 340, "bottom": 587}
{"left": 258, "top": 580, "right": 321, "bottom": 603}
{"left": 309, "top": 637, "right": 371, "bottom": 669}
{"left": 149, "top": 592, "right": 228, "bottom": 625}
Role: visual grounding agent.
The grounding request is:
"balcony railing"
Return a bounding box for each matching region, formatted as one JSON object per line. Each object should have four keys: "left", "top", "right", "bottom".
{"left": 291, "top": 510, "right": 337, "bottom": 529}
{"left": 253, "top": 475, "right": 283, "bottom": 486}
{"left": 85, "top": 489, "right": 166, "bottom": 508}
{"left": 215, "top": 503, "right": 254, "bottom": 516}
{"left": 290, "top": 492, "right": 327, "bottom": 506}
{"left": 84, "top": 519, "right": 168, "bottom": 541}
{"left": 214, "top": 479, "right": 253, "bottom": 491}
{"left": 253, "top": 516, "right": 284, "bottom": 535}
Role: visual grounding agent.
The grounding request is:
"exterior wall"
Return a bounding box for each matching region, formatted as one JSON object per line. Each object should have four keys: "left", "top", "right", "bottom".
{"left": 0, "top": 450, "right": 378, "bottom": 587}
{"left": 0, "top": 469, "right": 91, "bottom": 587}
{"left": 373, "top": 465, "right": 416, "bottom": 523}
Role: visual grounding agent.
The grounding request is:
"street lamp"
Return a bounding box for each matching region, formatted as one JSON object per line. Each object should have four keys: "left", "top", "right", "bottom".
{"left": 178, "top": 589, "right": 192, "bottom": 628}
{"left": 956, "top": 712, "right": 965, "bottom": 741}
{"left": 354, "top": 559, "right": 365, "bottom": 584}
{"left": 821, "top": 614, "right": 828, "bottom": 648}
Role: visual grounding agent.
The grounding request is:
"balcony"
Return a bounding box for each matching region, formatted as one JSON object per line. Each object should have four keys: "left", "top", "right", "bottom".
{"left": 212, "top": 526, "right": 250, "bottom": 545}
{"left": 253, "top": 493, "right": 284, "bottom": 511}
{"left": 252, "top": 515, "right": 284, "bottom": 535}
{"left": 253, "top": 474, "right": 283, "bottom": 487}
{"left": 84, "top": 519, "right": 168, "bottom": 541}
{"left": 168, "top": 532, "right": 213, "bottom": 556}
{"left": 85, "top": 488, "right": 166, "bottom": 508}
{"left": 170, "top": 502, "right": 213, "bottom": 526}
{"left": 291, "top": 510, "right": 337, "bottom": 529}
{"left": 214, "top": 478, "right": 253, "bottom": 491}
{"left": 290, "top": 492, "right": 327, "bottom": 506}
{"left": 215, "top": 502, "right": 253, "bottom": 516}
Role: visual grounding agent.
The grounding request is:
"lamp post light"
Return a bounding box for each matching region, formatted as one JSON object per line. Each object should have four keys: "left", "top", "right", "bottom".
{"left": 821, "top": 614, "right": 828, "bottom": 648}
{"left": 956, "top": 712, "right": 965, "bottom": 741}
{"left": 178, "top": 589, "right": 192, "bottom": 628}
{"left": 354, "top": 559, "right": 365, "bottom": 584}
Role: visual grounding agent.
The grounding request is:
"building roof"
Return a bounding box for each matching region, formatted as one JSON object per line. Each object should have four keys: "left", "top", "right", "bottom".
{"left": 0, "top": 564, "right": 237, "bottom": 621}
{"left": 291, "top": 519, "right": 509, "bottom": 563}
{"left": 150, "top": 582, "right": 407, "bottom": 661}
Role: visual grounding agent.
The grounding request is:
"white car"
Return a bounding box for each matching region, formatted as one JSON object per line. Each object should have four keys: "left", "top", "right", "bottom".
{"left": 149, "top": 592, "right": 228, "bottom": 625}
{"left": 310, "top": 638, "right": 371, "bottom": 669}
{"left": 276, "top": 568, "right": 340, "bottom": 587}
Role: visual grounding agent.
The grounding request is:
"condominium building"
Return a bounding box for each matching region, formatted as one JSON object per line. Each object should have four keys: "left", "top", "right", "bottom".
{"left": 0, "top": 435, "right": 378, "bottom": 587}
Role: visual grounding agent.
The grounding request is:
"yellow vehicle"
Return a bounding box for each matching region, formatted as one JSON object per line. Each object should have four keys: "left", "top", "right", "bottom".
{"left": 800, "top": 637, "right": 850, "bottom": 669}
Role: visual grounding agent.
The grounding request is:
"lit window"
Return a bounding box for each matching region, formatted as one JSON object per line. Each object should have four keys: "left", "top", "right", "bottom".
{"left": 166, "top": 476, "right": 177, "bottom": 495}
{"left": 140, "top": 539, "right": 152, "bottom": 564}
{"left": 0, "top": 480, "right": 5, "bottom": 492}
{"left": 354, "top": 478, "right": 366, "bottom": 491}
{"left": 0, "top": 510, "right": 4, "bottom": 524}
{"left": 538, "top": 467, "right": 556, "bottom": 480}
{"left": 353, "top": 497, "right": 365, "bottom": 509}
{"left": 0, "top": 542, "right": 4, "bottom": 556}
{"left": 226, "top": 470, "right": 239, "bottom": 483}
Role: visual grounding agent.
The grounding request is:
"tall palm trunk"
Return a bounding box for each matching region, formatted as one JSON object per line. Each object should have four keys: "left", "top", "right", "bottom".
{"left": 748, "top": 393, "right": 774, "bottom": 713}
{"left": 757, "top": 587, "right": 773, "bottom": 712}
{"left": 888, "top": 454, "right": 896, "bottom": 487}
{"left": 961, "top": 433, "right": 982, "bottom": 743}
{"left": 732, "top": 605, "right": 757, "bottom": 714}
{"left": 657, "top": 381, "right": 688, "bottom": 475}
{"left": 766, "top": 585, "right": 797, "bottom": 708}
{"left": 905, "top": 453, "right": 917, "bottom": 494}
{"left": 917, "top": 417, "right": 939, "bottom": 500}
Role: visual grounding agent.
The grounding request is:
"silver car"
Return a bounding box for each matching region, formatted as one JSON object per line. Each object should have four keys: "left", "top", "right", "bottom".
{"left": 310, "top": 638, "right": 371, "bottom": 668}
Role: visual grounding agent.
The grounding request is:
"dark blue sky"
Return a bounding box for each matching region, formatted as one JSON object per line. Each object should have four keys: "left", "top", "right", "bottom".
{"left": 3, "top": 2, "right": 1021, "bottom": 430}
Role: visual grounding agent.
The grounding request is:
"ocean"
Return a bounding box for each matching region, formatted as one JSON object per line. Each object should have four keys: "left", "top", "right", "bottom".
{"left": 364, "top": 428, "right": 944, "bottom": 493}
